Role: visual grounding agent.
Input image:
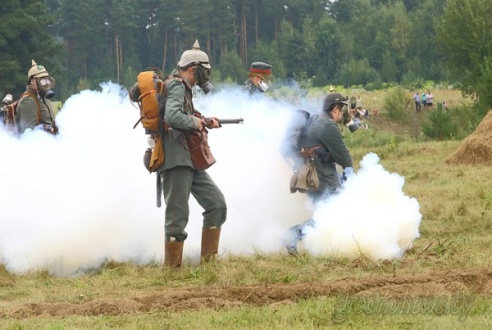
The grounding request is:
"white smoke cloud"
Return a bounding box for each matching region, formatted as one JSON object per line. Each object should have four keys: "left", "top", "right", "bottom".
{"left": 301, "top": 153, "right": 421, "bottom": 260}
{"left": 0, "top": 83, "right": 420, "bottom": 276}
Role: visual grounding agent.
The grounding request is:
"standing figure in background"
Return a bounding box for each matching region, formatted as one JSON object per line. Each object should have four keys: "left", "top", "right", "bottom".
{"left": 421, "top": 91, "right": 427, "bottom": 110}
{"left": 244, "top": 61, "right": 272, "bottom": 94}
{"left": 413, "top": 91, "right": 421, "bottom": 112}
{"left": 16, "top": 60, "right": 58, "bottom": 134}
{"left": 426, "top": 91, "right": 434, "bottom": 110}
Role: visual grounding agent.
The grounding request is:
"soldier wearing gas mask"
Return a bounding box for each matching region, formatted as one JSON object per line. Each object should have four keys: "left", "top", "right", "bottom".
{"left": 244, "top": 61, "right": 272, "bottom": 94}
{"left": 16, "top": 60, "right": 58, "bottom": 134}
{"left": 160, "top": 40, "right": 226, "bottom": 267}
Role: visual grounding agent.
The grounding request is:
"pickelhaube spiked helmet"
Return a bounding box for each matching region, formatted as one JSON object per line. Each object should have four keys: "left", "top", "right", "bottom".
{"left": 28, "top": 60, "right": 49, "bottom": 80}
{"left": 177, "top": 40, "right": 211, "bottom": 69}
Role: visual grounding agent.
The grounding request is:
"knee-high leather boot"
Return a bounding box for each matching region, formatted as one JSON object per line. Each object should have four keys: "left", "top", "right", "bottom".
{"left": 164, "top": 241, "right": 184, "bottom": 267}
{"left": 201, "top": 227, "right": 221, "bottom": 262}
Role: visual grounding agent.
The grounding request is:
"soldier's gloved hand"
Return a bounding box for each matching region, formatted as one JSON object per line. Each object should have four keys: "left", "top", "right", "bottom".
{"left": 193, "top": 116, "right": 203, "bottom": 130}
{"left": 42, "top": 124, "right": 55, "bottom": 133}
{"left": 341, "top": 167, "right": 354, "bottom": 183}
{"left": 34, "top": 124, "right": 54, "bottom": 134}
{"left": 205, "top": 117, "right": 221, "bottom": 128}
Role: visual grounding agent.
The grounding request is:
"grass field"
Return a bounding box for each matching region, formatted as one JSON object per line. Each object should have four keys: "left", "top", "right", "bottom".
{"left": 1, "top": 89, "right": 491, "bottom": 329}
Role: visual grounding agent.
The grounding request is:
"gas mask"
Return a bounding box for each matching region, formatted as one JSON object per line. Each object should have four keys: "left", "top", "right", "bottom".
{"left": 258, "top": 80, "right": 270, "bottom": 93}
{"left": 194, "top": 65, "right": 214, "bottom": 94}
{"left": 36, "top": 76, "right": 56, "bottom": 99}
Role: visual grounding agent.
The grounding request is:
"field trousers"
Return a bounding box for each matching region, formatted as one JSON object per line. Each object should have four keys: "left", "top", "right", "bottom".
{"left": 162, "top": 166, "right": 227, "bottom": 242}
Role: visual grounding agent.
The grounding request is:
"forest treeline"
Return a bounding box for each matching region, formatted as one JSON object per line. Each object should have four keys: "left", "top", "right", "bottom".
{"left": 0, "top": 0, "right": 491, "bottom": 109}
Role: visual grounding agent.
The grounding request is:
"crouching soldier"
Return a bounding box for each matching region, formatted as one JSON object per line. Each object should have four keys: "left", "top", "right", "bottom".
{"left": 284, "top": 93, "right": 354, "bottom": 255}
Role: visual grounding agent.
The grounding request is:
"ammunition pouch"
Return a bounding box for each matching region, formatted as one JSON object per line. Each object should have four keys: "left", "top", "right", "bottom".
{"left": 185, "top": 129, "right": 216, "bottom": 171}
{"left": 290, "top": 146, "right": 321, "bottom": 193}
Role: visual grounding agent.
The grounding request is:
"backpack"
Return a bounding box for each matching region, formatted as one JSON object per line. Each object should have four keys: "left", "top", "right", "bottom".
{"left": 280, "top": 110, "right": 315, "bottom": 168}
{"left": 2, "top": 92, "right": 41, "bottom": 132}
{"left": 280, "top": 110, "right": 323, "bottom": 193}
{"left": 130, "top": 68, "right": 182, "bottom": 174}
{"left": 131, "top": 68, "right": 165, "bottom": 134}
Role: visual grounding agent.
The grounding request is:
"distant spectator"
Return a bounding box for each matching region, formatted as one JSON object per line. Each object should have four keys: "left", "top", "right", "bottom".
{"left": 442, "top": 101, "right": 448, "bottom": 110}
{"left": 372, "top": 107, "right": 380, "bottom": 116}
{"left": 426, "top": 91, "right": 434, "bottom": 109}
{"left": 413, "top": 92, "right": 421, "bottom": 112}
{"left": 421, "top": 92, "right": 427, "bottom": 110}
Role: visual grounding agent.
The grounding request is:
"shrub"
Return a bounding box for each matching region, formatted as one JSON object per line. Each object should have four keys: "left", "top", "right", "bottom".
{"left": 422, "top": 107, "right": 458, "bottom": 140}
{"left": 382, "top": 86, "right": 411, "bottom": 121}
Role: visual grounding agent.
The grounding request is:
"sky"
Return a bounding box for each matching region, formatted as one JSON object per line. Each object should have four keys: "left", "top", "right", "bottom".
{"left": 0, "top": 83, "right": 421, "bottom": 276}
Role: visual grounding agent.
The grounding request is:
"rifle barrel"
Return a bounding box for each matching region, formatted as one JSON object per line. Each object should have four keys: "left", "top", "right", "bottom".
{"left": 218, "top": 118, "right": 244, "bottom": 124}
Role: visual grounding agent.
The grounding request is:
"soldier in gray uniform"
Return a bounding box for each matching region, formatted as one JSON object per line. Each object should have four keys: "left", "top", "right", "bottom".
{"left": 16, "top": 60, "right": 57, "bottom": 134}
{"left": 284, "top": 93, "right": 354, "bottom": 254}
{"left": 244, "top": 61, "right": 272, "bottom": 94}
{"left": 160, "top": 40, "right": 227, "bottom": 267}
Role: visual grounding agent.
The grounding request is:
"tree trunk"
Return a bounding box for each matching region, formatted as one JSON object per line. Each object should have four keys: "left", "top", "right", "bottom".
{"left": 162, "top": 29, "right": 168, "bottom": 74}
{"left": 255, "top": 2, "right": 258, "bottom": 44}
{"left": 239, "top": 1, "right": 247, "bottom": 62}
{"left": 115, "top": 35, "right": 120, "bottom": 83}
{"left": 174, "top": 32, "right": 178, "bottom": 66}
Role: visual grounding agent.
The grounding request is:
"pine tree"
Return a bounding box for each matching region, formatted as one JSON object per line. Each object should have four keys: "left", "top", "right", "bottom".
{"left": 0, "top": 0, "right": 62, "bottom": 96}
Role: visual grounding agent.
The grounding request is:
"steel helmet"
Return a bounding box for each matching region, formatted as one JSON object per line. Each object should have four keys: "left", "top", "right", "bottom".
{"left": 28, "top": 59, "right": 50, "bottom": 80}
{"left": 177, "top": 40, "right": 211, "bottom": 69}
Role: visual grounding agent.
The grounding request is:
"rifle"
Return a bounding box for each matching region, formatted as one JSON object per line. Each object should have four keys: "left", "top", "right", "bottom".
{"left": 205, "top": 118, "right": 244, "bottom": 125}
{"left": 167, "top": 118, "right": 244, "bottom": 142}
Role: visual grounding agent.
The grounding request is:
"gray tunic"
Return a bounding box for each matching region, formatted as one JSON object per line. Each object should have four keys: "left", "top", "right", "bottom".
{"left": 302, "top": 113, "right": 353, "bottom": 193}
{"left": 16, "top": 86, "right": 56, "bottom": 133}
{"left": 158, "top": 73, "right": 226, "bottom": 242}
{"left": 160, "top": 76, "right": 201, "bottom": 171}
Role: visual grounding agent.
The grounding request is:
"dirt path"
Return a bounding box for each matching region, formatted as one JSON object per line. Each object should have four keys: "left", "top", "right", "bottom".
{"left": 2, "top": 267, "right": 491, "bottom": 318}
